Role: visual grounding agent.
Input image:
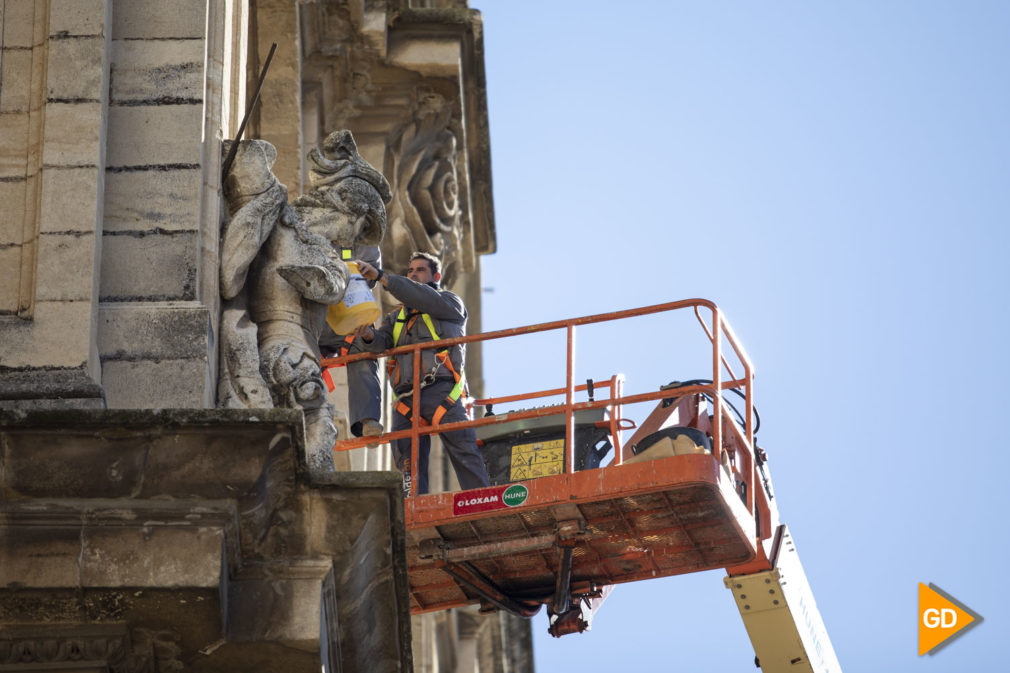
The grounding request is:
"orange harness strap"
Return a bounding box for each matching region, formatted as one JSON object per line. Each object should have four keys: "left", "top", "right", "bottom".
{"left": 430, "top": 351, "right": 464, "bottom": 425}
{"left": 338, "top": 334, "right": 356, "bottom": 357}
{"left": 322, "top": 334, "right": 356, "bottom": 393}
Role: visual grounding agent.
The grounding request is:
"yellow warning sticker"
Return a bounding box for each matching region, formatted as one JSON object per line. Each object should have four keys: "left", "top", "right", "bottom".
{"left": 510, "top": 438, "right": 564, "bottom": 481}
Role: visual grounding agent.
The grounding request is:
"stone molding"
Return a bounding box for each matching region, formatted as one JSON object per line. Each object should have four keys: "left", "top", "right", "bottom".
{"left": 0, "top": 624, "right": 151, "bottom": 673}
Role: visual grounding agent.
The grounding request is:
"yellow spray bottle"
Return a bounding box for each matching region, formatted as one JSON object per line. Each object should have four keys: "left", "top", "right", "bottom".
{"left": 326, "top": 252, "right": 381, "bottom": 335}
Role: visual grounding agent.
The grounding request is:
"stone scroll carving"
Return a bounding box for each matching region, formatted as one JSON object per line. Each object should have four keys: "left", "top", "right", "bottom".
{"left": 219, "top": 131, "right": 390, "bottom": 472}
{"left": 384, "top": 88, "right": 466, "bottom": 284}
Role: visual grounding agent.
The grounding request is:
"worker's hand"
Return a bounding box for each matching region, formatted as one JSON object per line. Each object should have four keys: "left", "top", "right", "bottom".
{"left": 355, "top": 259, "right": 379, "bottom": 281}
{"left": 355, "top": 259, "right": 389, "bottom": 288}
{"left": 353, "top": 323, "right": 375, "bottom": 342}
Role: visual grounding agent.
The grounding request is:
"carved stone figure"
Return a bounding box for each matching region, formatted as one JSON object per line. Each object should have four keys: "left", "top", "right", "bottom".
{"left": 219, "top": 131, "right": 391, "bottom": 471}
{"left": 384, "top": 88, "right": 466, "bottom": 285}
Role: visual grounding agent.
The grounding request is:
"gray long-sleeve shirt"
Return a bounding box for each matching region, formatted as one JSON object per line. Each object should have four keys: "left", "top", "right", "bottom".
{"left": 362, "top": 274, "right": 467, "bottom": 395}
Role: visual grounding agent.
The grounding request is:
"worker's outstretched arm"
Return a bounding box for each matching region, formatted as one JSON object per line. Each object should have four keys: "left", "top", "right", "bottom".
{"left": 355, "top": 260, "right": 466, "bottom": 322}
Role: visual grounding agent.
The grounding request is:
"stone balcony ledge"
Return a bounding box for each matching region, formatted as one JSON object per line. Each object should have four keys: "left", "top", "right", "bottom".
{"left": 0, "top": 408, "right": 411, "bottom": 672}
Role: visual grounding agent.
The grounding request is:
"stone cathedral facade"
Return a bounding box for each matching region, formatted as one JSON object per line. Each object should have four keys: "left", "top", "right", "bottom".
{"left": 0, "top": 1, "right": 532, "bottom": 671}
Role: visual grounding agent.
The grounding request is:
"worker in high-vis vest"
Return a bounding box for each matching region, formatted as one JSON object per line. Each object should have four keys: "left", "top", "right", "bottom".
{"left": 354, "top": 252, "right": 490, "bottom": 495}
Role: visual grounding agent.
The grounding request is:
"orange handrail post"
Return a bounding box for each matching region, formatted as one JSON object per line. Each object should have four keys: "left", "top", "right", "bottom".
{"left": 610, "top": 373, "right": 624, "bottom": 464}
{"left": 694, "top": 304, "right": 739, "bottom": 383}
{"left": 715, "top": 309, "right": 756, "bottom": 515}
{"left": 711, "top": 307, "right": 722, "bottom": 469}
{"left": 410, "top": 348, "right": 422, "bottom": 498}
{"left": 565, "top": 324, "right": 576, "bottom": 475}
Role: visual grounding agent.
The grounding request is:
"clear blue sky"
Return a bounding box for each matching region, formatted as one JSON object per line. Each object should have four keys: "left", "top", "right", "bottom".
{"left": 477, "top": 2, "right": 1010, "bottom": 670}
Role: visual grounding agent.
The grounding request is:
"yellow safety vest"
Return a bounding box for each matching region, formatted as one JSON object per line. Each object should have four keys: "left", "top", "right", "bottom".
{"left": 391, "top": 307, "right": 466, "bottom": 425}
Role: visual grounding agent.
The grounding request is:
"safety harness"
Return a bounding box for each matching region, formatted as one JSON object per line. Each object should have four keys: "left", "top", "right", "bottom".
{"left": 321, "top": 334, "right": 356, "bottom": 393}
{"left": 390, "top": 307, "right": 466, "bottom": 425}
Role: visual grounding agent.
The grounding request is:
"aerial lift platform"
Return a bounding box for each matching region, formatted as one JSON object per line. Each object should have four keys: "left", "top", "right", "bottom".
{"left": 327, "top": 299, "right": 841, "bottom": 672}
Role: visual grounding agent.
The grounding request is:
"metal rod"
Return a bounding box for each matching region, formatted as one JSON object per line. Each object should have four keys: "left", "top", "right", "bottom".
{"left": 553, "top": 546, "right": 574, "bottom": 614}
{"left": 435, "top": 561, "right": 541, "bottom": 618}
{"left": 470, "top": 380, "right": 613, "bottom": 407}
{"left": 746, "top": 365, "right": 754, "bottom": 449}
{"left": 441, "top": 533, "right": 557, "bottom": 563}
{"left": 221, "top": 42, "right": 277, "bottom": 182}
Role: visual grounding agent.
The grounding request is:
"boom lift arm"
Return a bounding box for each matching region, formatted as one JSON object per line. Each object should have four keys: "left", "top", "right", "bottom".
{"left": 622, "top": 382, "right": 842, "bottom": 671}
{"left": 726, "top": 524, "right": 842, "bottom": 673}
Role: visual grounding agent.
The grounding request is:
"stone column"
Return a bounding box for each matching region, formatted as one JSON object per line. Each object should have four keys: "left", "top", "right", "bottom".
{"left": 96, "top": 0, "right": 252, "bottom": 410}
{"left": 96, "top": 0, "right": 223, "bottom": 408}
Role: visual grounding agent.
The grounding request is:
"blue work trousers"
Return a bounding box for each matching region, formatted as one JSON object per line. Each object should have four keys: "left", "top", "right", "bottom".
{"left": 391, "top": 379, "right": 490, "bottom": 495}
{"left": 347, "top": 357, "right": 381, "bottom": 436}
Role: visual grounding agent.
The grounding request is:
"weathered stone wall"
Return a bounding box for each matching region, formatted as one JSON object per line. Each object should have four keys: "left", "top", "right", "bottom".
{"left": 0, "top": 0, "right": 110, "bottom": 408}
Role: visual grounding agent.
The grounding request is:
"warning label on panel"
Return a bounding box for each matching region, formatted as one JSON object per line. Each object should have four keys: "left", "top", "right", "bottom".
{"left": 509, "top": 438, "right": 564, "bottom": 481}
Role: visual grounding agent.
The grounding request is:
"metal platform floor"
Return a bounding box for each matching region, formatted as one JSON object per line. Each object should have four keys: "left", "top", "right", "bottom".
{"left": 404, "top": 453, "right": 757, "bottom": 615}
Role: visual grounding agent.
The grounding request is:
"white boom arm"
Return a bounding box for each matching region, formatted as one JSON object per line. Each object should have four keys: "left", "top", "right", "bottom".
{"left": 725, "top": 525, "right": 842, "bottom": 672}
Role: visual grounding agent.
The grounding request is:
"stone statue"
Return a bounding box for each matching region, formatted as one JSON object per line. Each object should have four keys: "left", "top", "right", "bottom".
{"left": 219, "top": 131, "right": 391, "bottom": 472}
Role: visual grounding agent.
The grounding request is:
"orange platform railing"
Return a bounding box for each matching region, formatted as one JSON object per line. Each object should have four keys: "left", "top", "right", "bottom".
{"left": 323, "top": 299, "right": 758, "bottom": 518}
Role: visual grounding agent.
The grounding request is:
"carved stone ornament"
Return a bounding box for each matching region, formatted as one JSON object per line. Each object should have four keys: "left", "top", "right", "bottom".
{"left": 384, "top": 87, "right": 465, "bottom": 282}
{"left": 0, "top": 627, "right": 151, "bottom": 672}
{"left": 219, "top": 131, "right": 390, "bottom": 472}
